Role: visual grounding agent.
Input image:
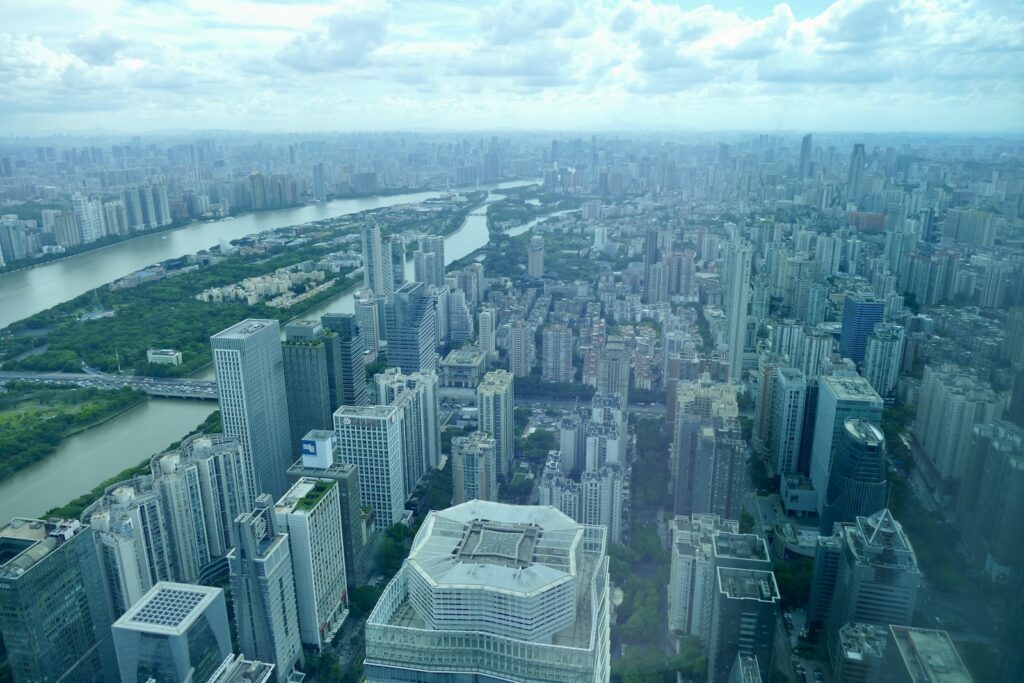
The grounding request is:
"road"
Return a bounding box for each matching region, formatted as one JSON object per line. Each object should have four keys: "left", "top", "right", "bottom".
{"left": 0, "top": 369, "right": 218, "bottom": 400}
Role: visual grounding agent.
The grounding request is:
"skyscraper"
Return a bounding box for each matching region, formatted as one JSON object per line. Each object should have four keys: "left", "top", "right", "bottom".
{"left": 212, "top": 319, "right": 293, "bottom": 501}
{"left": 364, "top": 501, "right": 610, "bottom": 682}
{"left": 355, "top": 290, "right": 382, "bottom": 358}
{"left": 413, "top": 250, "right": 438, "bottom": 287}
{"left": 321, "top": 313, "right": 369, "bottom": 408}
{"left": 508, "top": 319, "right": 532, "bottom": 377}
{"left": 479, "top": 307, "right": 497, "bottom": 359}
{"left": 769, "top": 367, "right": 807, "bottom": 475}
{"left": 386, "top": 235, "right": 406, "bottom": 290}
{"left": 334, "top": 404, "right": 407, "bottom": 528}
{"left": 477, "top": 370, "right": 515, "bottom": 478}
{"left": 542, "top": 323, "right": 574, "bottom": 383}
{"left": 452, "top": 431, "right": 498, "bottom": 504}
{"left": 580, "top": 463, "right": 628, "bottom": 545}
{"left": 839, "top": 292, "right": 884, "bottom": 366}
{"left": 707, "top": 567, "right": 780, "bottom": 683}
{"left": 274, "top": 477, "right": 349, "bottom": 650}
{"left": 598, "top": 335, "right": 630, "bottom": 403}
{"left": 228, "top": 495, "right": 303, "bottom": 683}
{"left": 820, "top": 419, "right": 888, "bottom": 534}
{"left": 528, "top": 234, "right": 545, "bottom": 278}
{"left": 361, "top": 221, "right": 392, "bottom": 297}
{"left": 375, "top": 368, "right": 441, "bottom": 491}
{"left": 385, "top": 281, "right": 438, "bottom": 375}
{"left": 847, "top": 143, "right": 866, "bottom": 200}
{"left": 0, "top": 518, "right": 117, "bottom": 683}
{"left": 885, "top": 626, "right": 973, "bottom": 683}
{"left": 112, "top": 582, "right": 232, "bottom": 683}
{"left": 282, "top": 320, "right": 333, "bottom": 453}
{"left": 799, "top": 133, "right": 813, "bottom": 178}
{"left": 724, "top": 241, "right": 753, "bottom": 382}
{"left": 862, "top": 322, "right": 904, "bottom": 399}
{"left": 419, "top": 234, "right": 446, "bottom": 286}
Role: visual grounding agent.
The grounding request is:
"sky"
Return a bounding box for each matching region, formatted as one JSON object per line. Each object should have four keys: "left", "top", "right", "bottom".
{"left": 2, "top": 0, "right": 1023, "bottom": 135}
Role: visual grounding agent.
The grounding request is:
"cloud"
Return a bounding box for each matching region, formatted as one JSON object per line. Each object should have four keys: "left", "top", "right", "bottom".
{"left": 457, "top": 43, "right": 575, "bottom": 89}
{"left": 277, "top": 1, "right": 391, "bottom": 71}
{"left": 68, "top": 26, "right": 129, "bottom": 66}
{"left": 478, "top": 0, "right": 576, "bottom": 45}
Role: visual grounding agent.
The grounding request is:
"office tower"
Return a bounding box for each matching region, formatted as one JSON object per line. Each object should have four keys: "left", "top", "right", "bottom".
{"left": 707, "top": 566, "right": 780, "bottom": 683}
{"left": 830, "top": 622, "right": 887, "bottom": 683}
{"left": 839, "top": 292, "right": 884, "bottom": 365}
{"left": 112, "top": 583, "right": 232, "bottom": 683}
{"left": 375, "top": 368, "right": 441, "bottom": 490}
{"left": 528, "top": 234, "right": 545, "bottom": 277}
{"left": 386, "top": 235, "right": 406, "bottom": 289}
{"left": 862, "top": 323, "right": 904, "bottom": 399}
{"left": 580, "top": 463, "right": 627, "bottom": 545}
{"left": 418, "top": 234, "right": 446, "bottom": 286}
{"left": 446, "top": 287, "right": 474, "bottom": 344}
{"left": 477, "top": 370, "right": 515, "bottom": 478}
{"left": 479, "top": 307, "right": 497, "bottom": 359}
{"left": 810, "top": 374, "right": 883, "bottom": 511}
{"left": 361, "top": 221, "right": 392, "bottom": 297}
{"left": 847, "top": 143, "right": 866, "bottom": 200}
{"left": 507, "top": 319, "right": 532, "bottom": 376}
{"left": 452, "top": 431, "right": 498, "bottom": 504}
{"left": 820, "top": 419, "right": 888, "bottom": 534}
{"left": 799, "top": 326, "right": 833, "bottom": 380}
{"left": 413, "top": 250, "right": 438, "bottom": 287}
{"left": 957, "top": 421, "right": 1024, "bottom": 583}
{"left": 364, "top": 501, "right": 610, "bottom": 682}
{"left": 274, "top": 477, "right": 349, "bottom": 649}
{"left": 385, "top": 281, "right": 438, "bottom": 375}
{"left": 0, "top": 519, "right": 116, "bottom": 683}
{"left": 915, "top": 363, "right": 1003, "bottom": 482}
{"left": 672, "top": 374, "right": 740, "bottom": 516}
{"left": 288, "top": 431, "right": 371, "bottom": 590}
{"left": 335, "top": 404, "right": 407, "bottom": 528}
{"left": 885, "top": 626, "right": 973, "bottom": 683}
{"left": 799, "top": 133, "right": 812, "bottom": 178}
{"left": 355, "top": 290, "right": 381, "bottom": 357}
{"left": 542, "top": 323, "right": 574, "bottom": 383}
{"left": 724, "top": 241, "right": 753, "bottom": 382}
{"left": 321, "top": 313, "right": 369, "bottom": 408}
{"left": 598, "top": 335, "right": 630, "bottom": 403}
{"left": 432, "top": 283, "right": 450, "bottom": 344}
{"left": 212, "top": 319, "right": 293, "bottom": 501}
{"left": 728, "top": 655, "right": 762, "bottom": 683}
{"left": 312, "top": 162, "right": 327, "bottom": 200}
{"left": 769, "top": 367, "right": 807, "bottom": 475}
{"left": 87, "top": 477, "right": 176, "bottom": 616}
{"left": 282, "top": 320, "right": 332, "bottom": 453}
{"left": 228, "top": 495, "right": 303, "bottom": 683}
{"left": 812, "top": 510, "right": 919, "bottom": 647}
{"left": 159, "top": 434, "right": 248, "bottom": 559}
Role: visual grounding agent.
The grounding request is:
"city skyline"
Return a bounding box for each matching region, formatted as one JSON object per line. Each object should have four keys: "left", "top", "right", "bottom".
{"left": 3, "top": 0, "right": 1023, "bottom": 135}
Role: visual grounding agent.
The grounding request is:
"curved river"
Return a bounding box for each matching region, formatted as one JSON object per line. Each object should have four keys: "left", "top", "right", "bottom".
{"left": 0, "top": 182, "right": 535, "bottom": 521}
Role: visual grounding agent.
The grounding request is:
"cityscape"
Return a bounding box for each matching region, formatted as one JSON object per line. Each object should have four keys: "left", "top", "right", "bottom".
{"left": 1, "top": 2, "right": 1023, "bottom": 683}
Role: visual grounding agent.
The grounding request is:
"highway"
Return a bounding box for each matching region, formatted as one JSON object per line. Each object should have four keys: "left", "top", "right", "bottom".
{"left": 0, "top": 370, "right": 218, "bottom": 400}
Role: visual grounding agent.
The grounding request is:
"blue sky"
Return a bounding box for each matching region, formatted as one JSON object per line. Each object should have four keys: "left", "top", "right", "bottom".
{"left": 1, "top": 0, "right": 1022, "bottom": 134}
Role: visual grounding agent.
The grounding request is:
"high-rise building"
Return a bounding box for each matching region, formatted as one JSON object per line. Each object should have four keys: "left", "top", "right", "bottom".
{"left": 150, "top": 452, "right": 217, "bottom": 585}
{"left": 0, "top": 518, "right": 116, "bottom": 683}
{"left": 598, "top": 335, "right": 630, "bottom": 403}
{"left": 282, "top": 320, "right": 333, "bottom": 453}
{"left": 274, "top": 478, "right": 349, "bottom": 650}
{"left": 528, "top": 234, "right": 545, "bottom": 278}
{"left": 707, "top": 567, "right": 780, "bottom": 683}
{"left": 830, "top": 622, "right": 888, "bottom": 683}
{"left": 820, "top": 419, "right": 888, "bottom": 534}
{"left": 724, "top": 241, "right": 753, "bottom": 382}
{"left": 228, "top": 495, "right": 303, "bottom": 683}
{"left": 863, "top": 323, "right": 905, "bottom": 399}
{"left": 419, "top": 234, "right": 446, "bottom": 287}
{"left": 477, "top": 370, "right": 515, "bottom": 478}
{"left": 452, "top": 431, "right": 498, "bottom": 504}
{"left": 542, "top": 323, "right": 574, "bottom": 383}
{"left": 375, "top": 368, "right": 441, "bottom": 491}
{"left": 810, "top": 374, "right": 883, "bottom": 511}
{"left": 335, "top": 404, "right": 407, "bottom": 528}
{"left": 799, "top": 133, "right": 813, "bottom": 178}
{"left": 72, "top": 193, "right": 105, "bottom": 243}
{"left": 839, "top": 292, "right": 884, "bottom": 365}
{"left": 479, "top": 307, "right": 497, "bottom": 359}
{"left": 364, "top": 501, "right": 610, "bottom": 682}
{"left": 580, "top": 463, "right": 628, "bottom": 545}
{"left": 212, "top": 319, "right": 293, "bottom": 502}
{"left": 413, "top": 250, "right": 438, "bottom": 288}
{"left": 386, "top": 235, "right": 407, "bottom": 290}
{"left": 288, "top": 430, "right": 372, "bottom": 591}
{"left": 112, "top": 582, "right": 232, "bottom": 683}
{"left": 769, "top": 367, "right": 807, "bottom": 475}
{"left": 884, "top": 626, "right": 973, "bottom": 683}
{"left": 385, "top": 282, "right": 438, "bottom": 375}
{"left": 361, "top": 222, "right": 393, "bottom": 297}
{"left": 847, "top": 143, "right": 866, "bottom": 200}
{"left": 354, "top": 290, "right": 381, "bottom": 358}
{"left": 321, "top": 313, "right": 369, "bottom": 408}
{"left": 915, "top": 363, "right": 1003, "bottom": 482}
{"left": 508, "top": 319, "right": 532, "bottom": 376}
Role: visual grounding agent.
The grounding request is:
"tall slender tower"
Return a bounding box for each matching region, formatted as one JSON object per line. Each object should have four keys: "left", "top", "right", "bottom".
{"left": 361, "top": 222, "right": 393, "bottom": 297}
{"left": 799, "top": 133, "right": 813, "bottom": 178}
{"left": 385, "top": 282, "right": 438, "bottom": 375}
{"left": 321, "top": 313, "right": 369, "bottom": 408}
{"left": 477, "top": 370, "right": 515, "bottom": 478}
{"left": 820, "top": 419, "right": 888, "bottom": 534}
{"left": 212, "top": 319, "right": 292, "bottom": 501}
{"left": 724, "top": 241, "right": 753, "bottom": 382}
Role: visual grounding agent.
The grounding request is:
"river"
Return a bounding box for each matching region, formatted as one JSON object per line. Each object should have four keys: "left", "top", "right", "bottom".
{"left": 0, "top": 182, "right": 535, "bottom": 521}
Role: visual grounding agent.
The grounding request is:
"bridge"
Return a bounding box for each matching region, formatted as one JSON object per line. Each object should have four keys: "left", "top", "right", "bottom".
{"left": 0, "top": 371, "right": 218, "bottom": 400}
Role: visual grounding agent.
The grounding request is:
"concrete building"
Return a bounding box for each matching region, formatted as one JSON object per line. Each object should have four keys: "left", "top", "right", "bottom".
{"left": 212, "top": 319, "right": 293, "bottom": 502}
{"left": 0, "top": 518, "right": 116, "bottom": 683}
{"left": 364, "top": 501, "right": 610, "bottom": 682}
{"left": 915, "top": 363, "right": 1003, "bottom": 482}
{"left": 228, "top": 495, "right": 303, "bottom": 683}
{"left": 820, "top": 419, "right": 888, "bottom": 535}
{"left": 452, "top": 431, "right": 498, "bottom": 504}
{"left": 275, "top": 478, "right": 349, "bottom": 650}
{"left": 508, "top": 319, "right": 532, "bottom": 377}
{"left": 385, "top": 281, "right": 438, "bottom": 375}
{"left": 770, "top": 367, "right": 807, "bottom": 475}
{"left": 335, "top": 404, "right": 407, "bottom": 528}
{"left": 112, "top": 582, "right": 232, "bottom": 683}
{"left": 667, "top": 514, "right": 738, "bottom": 637}
{"left": 810, "top": 374, "right": 884, "bottom": 513}
{"left": 361, "top": 222, "right": 392, "bottom": 297}
{"left": 724, "top": 240, "right": 753, "bottom": 382}
{"left": 479, "top": 308, "right": 497, "bottom": 359}
{"left": 440, "top": 348, "right": 487, "bottom": 388}
{"left": 830, "top": 622, "right": 887, "bottom": 683}
{"left": 528, "top": 234, "right": 545, "bottom": 278}
{"left": 863, "top": 323, "right": 905, "bottom": 400}
{"left": 419, "top": 234, "right": 446, "bottom": 287}
{"left": 477, "top": 370, "right": 515, "bottom": 478}
{"left": 321, "top": 313, "right": 369, "bottom": 408}
{"left": 282, "top": 320, "right": 333, "bottom": 454}
{"left": 288, "top": 431, "right": 372, "bottom": 591}
{"left": 580, "top": 463, "right": 628, "bottom": 545}
{"left": 884, "top": 626, "right": 973, "bottom": 683}
{"left": 707, "top": 567, "right": 780, "bottom": 683}
{"left": 355, "top": 290, "right": 382, "bottom": 358}
{"left": 542, "top": 323, "right": 574, "bottom": 383}
{"left": 840, "top": 293, "right": 884, "bottom": 365}
{"left": 375, "top": 368, "right": 441, "bottom": 486}
{"left": 598, "top": 336, "right": 630, "bottom": 404}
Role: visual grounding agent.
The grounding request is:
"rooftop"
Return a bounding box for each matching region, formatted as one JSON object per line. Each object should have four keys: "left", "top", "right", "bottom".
{"left": 838, "top": 622, "right": 887, "bottom": 660}
{"left": 212, "top": 318, "right": 277, "bottom": 340}
{"left": 713, "top": 533, "right": 770, "bottom": 562}
{"left": 0, "top": 518, "right": 84, "bottom": 579}
{"left": 115, "top": 582, "right": 221, "bottom": 635}
{"left": 888, "top": 626, "right": 974, "bottom": 683}
{"left": 276, "top": 477, "right": 336, "bottom": 514}
{"left": 824, "top": 373, "right": 883, "bottom": 402}
{"left": 717, "top": 567, "right": 780, "bottom": 602}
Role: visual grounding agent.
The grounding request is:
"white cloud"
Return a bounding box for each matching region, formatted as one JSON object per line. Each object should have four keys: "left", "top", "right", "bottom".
{"left": 277, "top": 0, "right": 391, "bottom": 71}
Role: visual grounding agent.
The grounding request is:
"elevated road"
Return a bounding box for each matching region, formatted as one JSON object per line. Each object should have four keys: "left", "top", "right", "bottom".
{"left": 0, "top": 370, "right": 218, "bottom": 400}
